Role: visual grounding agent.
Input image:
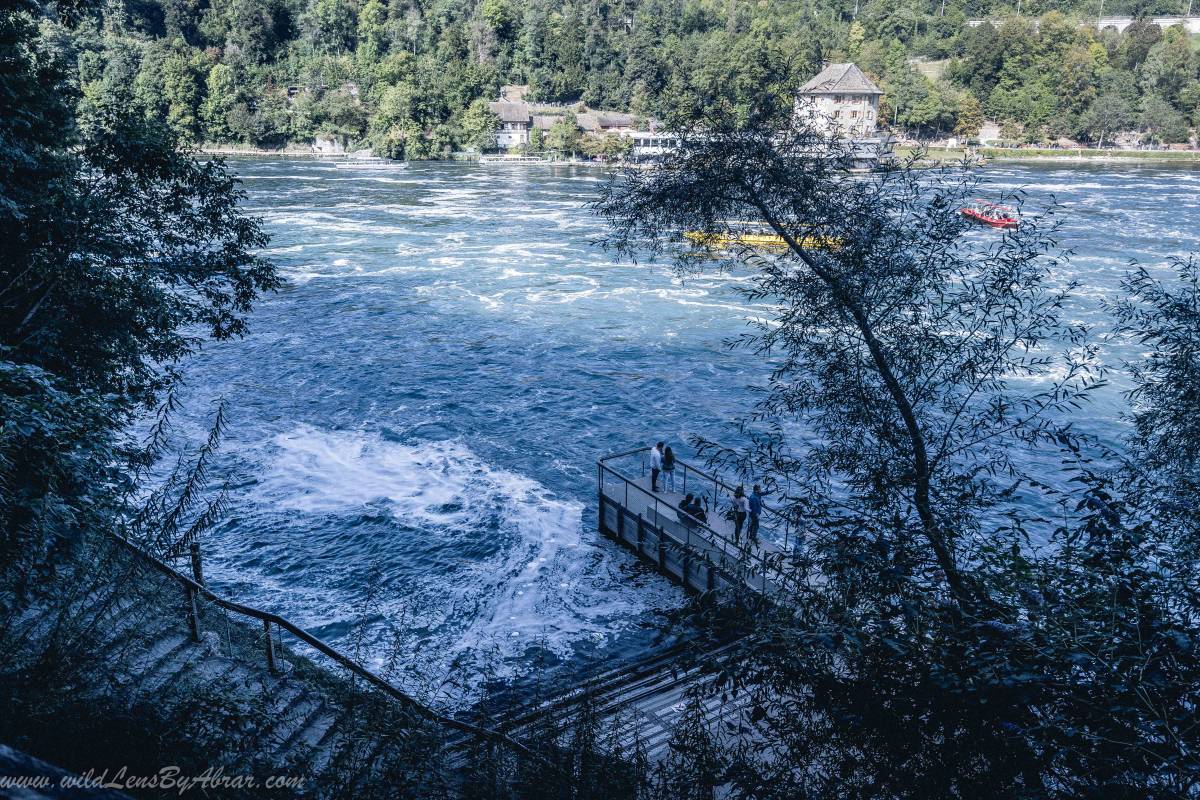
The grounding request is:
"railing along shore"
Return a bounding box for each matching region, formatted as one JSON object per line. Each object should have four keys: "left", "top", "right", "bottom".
{"left": 103, "top": 530, "right": 539, "bottom": 760}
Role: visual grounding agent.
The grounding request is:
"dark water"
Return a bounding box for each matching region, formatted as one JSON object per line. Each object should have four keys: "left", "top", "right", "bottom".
{"left": 176, "top": 158, "right": 1200, "bottom": 706}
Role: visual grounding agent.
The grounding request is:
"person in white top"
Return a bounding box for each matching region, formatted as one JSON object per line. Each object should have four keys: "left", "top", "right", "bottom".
{"left": 650, "top": 441, "right": 664, "bottom": 492}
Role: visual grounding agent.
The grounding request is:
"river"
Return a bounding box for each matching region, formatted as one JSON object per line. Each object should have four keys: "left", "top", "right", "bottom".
{"left": 174, "top": 158, "right": 1200, "bottom": 706}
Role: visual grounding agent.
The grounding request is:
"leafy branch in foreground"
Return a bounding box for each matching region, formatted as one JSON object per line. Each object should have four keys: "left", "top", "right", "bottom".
{"left": 597, "top": 121, "right": 1100, "bottom": 609}
{"left": 594, "top": 117, "right": 1198, "bottom": 796}
{"left": 1, "top": 1, "right": 280, "bottom": 569}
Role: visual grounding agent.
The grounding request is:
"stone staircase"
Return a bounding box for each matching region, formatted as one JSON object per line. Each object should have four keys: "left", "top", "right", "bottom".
{"left": 0, "top": 540, "right": 452, "bottom": 797}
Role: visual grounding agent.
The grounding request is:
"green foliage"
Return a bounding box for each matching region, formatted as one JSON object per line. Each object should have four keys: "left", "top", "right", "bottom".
{"left": 200, "top": 61, "right": 237, "bottom": 141}
{"left": 954, "top": 91, "right": 983, "bottom": 137}
{"left": 1, "top": 3, "right": 278, "bottom": 566}
{"left": 459, "top": 97, "right": 501, "bottom": 151}
{"left": 355, "top": 0, "right": 389, "bottom": 64}
{"left": 1076, "top": 91, "right": 1135, "bottom": 146}
{"left": 302, "top": 0, "right": 355, "bottom": 55}
{"left": 545, "top": 110, "right": 581, "bottom": 157}
{"left": 580, "top": 132, "right": 632, "bottom": 161}
{"left": 594, "top": 113, "right": 1200, "bottom": 797}
{"left": 161, "top": 43, "right": 205, "bottom": 141}
{"left": 1140, "top": 93, "right": 1191, "bottom": 143}
{"left": 54, "top": 1, "right": 1199, "bottom": 157}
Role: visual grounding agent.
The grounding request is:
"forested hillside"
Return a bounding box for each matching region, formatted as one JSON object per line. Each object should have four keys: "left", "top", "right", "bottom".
{"left": 64, "top": 0, "right": 1200, "bottom": 157}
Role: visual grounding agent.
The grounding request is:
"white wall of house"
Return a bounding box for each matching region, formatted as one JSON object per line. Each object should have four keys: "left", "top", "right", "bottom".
{"left": 795, "top": 93, "right": 880, "bottom": 136}
{"left": 494, "top": 122, "right": 530, "bottom": 149}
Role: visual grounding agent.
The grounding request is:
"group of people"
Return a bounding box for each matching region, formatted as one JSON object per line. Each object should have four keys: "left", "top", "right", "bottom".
{"left": 648, "top": 441, "right": 765, "bottom": 545}
{"left": 729, "top": 484, "right": 764, "bottom": 544}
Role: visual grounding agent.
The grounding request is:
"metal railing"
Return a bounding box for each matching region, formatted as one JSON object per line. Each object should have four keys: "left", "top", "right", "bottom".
{"left": 103, "top": 531, "right": 539, "bottom": 760}
{"left": 597, "top": 448, "right": 803, "bottom": 597}
{"left": 600, "top": 446, "right": 800, "bottom": 551}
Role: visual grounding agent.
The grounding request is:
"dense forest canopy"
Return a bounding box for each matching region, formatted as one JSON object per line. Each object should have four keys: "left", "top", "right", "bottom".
{"left": 64, "top": 0, "right": 1200, "bottom": 157}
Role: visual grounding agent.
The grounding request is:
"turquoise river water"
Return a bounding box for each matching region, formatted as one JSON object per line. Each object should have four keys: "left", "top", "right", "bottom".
{"left": 175, "top": 159, "right": 1200, "bottom": 706}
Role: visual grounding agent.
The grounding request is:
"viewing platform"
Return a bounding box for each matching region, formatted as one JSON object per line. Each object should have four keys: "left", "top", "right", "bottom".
{"left": 597, "top": 447, "right": 801, "bottom": 599}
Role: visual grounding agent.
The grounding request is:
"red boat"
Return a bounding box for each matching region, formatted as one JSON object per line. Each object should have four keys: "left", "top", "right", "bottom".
{"left": 961, "top": 200, "right": 1019, "bottom": 229}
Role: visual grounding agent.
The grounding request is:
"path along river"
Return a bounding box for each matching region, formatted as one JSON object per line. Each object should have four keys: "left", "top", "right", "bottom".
{"left": 174, "top": 159, "right": 1200, "bottom": 706}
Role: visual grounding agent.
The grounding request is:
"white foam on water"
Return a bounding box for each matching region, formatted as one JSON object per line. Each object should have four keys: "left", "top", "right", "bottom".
{"left": 499, "top": 268, "right": 537, "bottom": 279}
{"left": 249, "top": 426, "right": 675, "bottom": 701}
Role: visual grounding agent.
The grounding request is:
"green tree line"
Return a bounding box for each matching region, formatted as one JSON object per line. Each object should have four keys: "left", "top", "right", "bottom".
{"left": 64, "top": 0, "right": 1200, "bottom": 157}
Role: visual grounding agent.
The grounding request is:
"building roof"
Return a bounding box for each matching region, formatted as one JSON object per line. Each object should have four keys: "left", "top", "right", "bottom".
{"left": 798, "top": 63, "right": 883, "bottom": 96}
{"left": 532, "top": 115, "right": 558, "bottom": 131}
{"left": 488, "top": 101, "right": 531, "bottom": 124}
{"left": 593, "top": 111, "right": 636, "bottom": 129}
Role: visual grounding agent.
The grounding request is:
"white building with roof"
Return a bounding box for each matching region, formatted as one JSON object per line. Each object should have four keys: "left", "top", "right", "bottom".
{"left": 489, "top": 100, "right": 533, "bottom": 149}
{"left": 794, "top": 62, "right": 883, "bottom": 137}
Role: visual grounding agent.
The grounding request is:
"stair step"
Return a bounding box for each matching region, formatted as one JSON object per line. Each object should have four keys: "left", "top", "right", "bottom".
{"left": 118, "top": 633, "right": 191, "bottom": 688}
{"left": 101, "top": 604, "right": 180, "bottom": 659}
{"left": 286, "top": 711, "right": 341, "bottom": 774}
{"left": 260, "top": 689, "right": 319, "bottom": 751}
{"left": 273, "top": 699, "right": 329, "bottom": 761}
{"left": 135, "top": 640, "right": 210, "bottom": 695}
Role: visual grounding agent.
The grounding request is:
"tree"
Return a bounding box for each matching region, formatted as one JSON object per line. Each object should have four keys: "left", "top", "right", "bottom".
{"left": 1110, "top": 257, "right": 1200, "bottom": 506}
{"left": 545, "top": 111, "right": 581, "bottom": 158}
{"left": 303, "top": 0, "right": 355, "bottom": 55}
{"left": 847, "top": 20, "right": 865, "bottom": 60}
{"left": 1138, "top": 28, "right": 1195, "bottom": 107}
{"left": 161, "top": 44, "right": 203, "bottom": 141}
{"left": 200, "top": 62, "right": 237, "bottom": 141}
{"left": 1076, "top": 91, "right": 1134, "bottom": 147}
{"left": 1139, "top": 93, "right": 1190, "bottom": 143}
{"left": 1, "top": 3, "right": 279, "bottom": 566}
{"left": 355, "top": 0, "right": 388, "bottom": 64}
{"left": 458, "top": 97, "right": 500, "bottom": 152}
{"left": 594, "top": 113, "right": 1199, "bottom": 794}
{"left": 528, "top": 126, "right": 544, "bottom": 153}
{"left": 953, "top": 91, "right": 983, "bottom": 138}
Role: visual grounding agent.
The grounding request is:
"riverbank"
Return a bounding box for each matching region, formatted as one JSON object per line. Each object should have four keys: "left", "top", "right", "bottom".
{"left": 908, "top": 146, "right": 1200, "bottom": 164}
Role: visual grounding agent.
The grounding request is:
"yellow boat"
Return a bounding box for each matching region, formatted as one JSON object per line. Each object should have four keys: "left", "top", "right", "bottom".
{"left": 683, "top": 226, "right": 840, "bottom": 251}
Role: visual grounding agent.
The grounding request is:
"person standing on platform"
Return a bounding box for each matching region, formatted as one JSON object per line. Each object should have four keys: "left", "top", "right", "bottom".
{"left": 650, "top": 441, "right": 664, "bottom": 492}
{"left": 732, "top": 485, "right": 750, "bottom": 543}
{"left": 662, "top": 445, "right": 677, "bottom": 492}
{"left": 747, "top": 484, "right": 764, "bottom": 543}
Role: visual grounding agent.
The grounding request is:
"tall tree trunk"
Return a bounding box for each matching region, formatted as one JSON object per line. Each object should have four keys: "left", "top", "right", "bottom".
{"left": 753, "top": 200, "right": 972, "bottom": 607}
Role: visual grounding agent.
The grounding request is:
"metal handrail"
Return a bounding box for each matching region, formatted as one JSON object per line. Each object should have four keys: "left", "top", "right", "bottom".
{"left": 599, "top": 462, "right": 742, "bottom": 559}
{"left": 599, "top": 446, "right": 797, "bottom": 549}
{"left": 599, "top": 446, "right": 790, "bottom": 524}
{"left": 104, "top": 531, "right": 540, "bottom": 761}
{"left": 597, "top": 461, "right": 794, "bottom": 596}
